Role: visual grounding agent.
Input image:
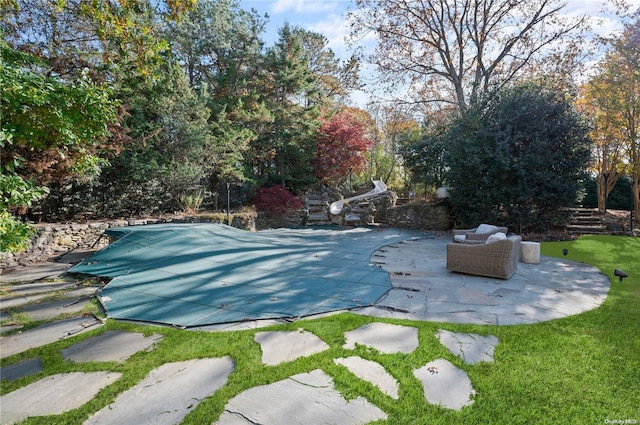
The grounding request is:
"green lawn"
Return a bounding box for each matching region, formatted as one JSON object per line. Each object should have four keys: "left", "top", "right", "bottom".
{"left": 1, "top": 235, "right": 639, "bottom": 424}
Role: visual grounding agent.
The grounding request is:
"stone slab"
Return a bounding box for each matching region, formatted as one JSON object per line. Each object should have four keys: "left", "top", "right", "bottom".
{"left": 0, "top": 358, "right": 44, "bottom": 382}
{"left": 0, "top": 263, "right": 71, "bottom": 283}
{"left": 19, "top": 298, "right": 92, "bottom": 321}
{"left": 414, "top": 358, "right": 475, "bottom": 410}
{"left": 214, "top": 369, "right": 387, "bottom": 424}
{"left": 0, "top": 371, "right": 121, "bottom": 424}
{"left": 1, "top": 281, "right": 76, "bottom": 297}
{"left": 334, "top": 356, "right": 399, "bottom": 399}
{"left": 375, "top": 289, "right": 426, "bottom": 314}
{"left": 85, "top": 357, "right": 234, "bottom": 425}
{"left": 436, "top": 330, "right": 499, "bottom": 364}
{"left": 1, "top": 286, "right": 97, "bottom": 310}
{"left": 62, "top": 330, "right": 163, "bottom": 363}
{"left": 343, "top": 322, "right": 418, "bottom": 354}
{"left": 0, "top": 316, "right": 103, "bottom": 359}
{"left": 255, "top": 329, "right": 329, "bottom": 366}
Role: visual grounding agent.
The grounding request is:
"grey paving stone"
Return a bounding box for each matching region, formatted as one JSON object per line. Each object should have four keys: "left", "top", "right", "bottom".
{"left": 62, "top": 330, "right": 163, "bottom": 363}
{"left": 436, "top": 330, "right": 499, "bottom": 364}
{"left": 0, "top": 358, "right": 44, "bottom": 382}
{"left": 85, "top": 357, "right": 234, "bottom": 425}
{"left": 375, "top": 289, "right": 426, "bottom": 314}
{"left": 1, "top": 316, "right": 103, "bottom": 359}
{"left": 0, "top": 371, "right": 121, "bottom": 424}
{"left": 334, "top": 356, "right": 399, "bottom": 399}
{"left": 414, "top": 358, "right": 475, "bottom": 411}
{"left": 426, "top": 287, "right": 500, "bottom": 306}
{"left": 20, "top": 298, "right": 92, "bottom": 321}
{"left": 1, "top": 281, "right": 76, "bottom": 297}
{"left": 254, "top": 329, "right": 329, "bottom": 366}
{"left": 343, "top": 322, "right": 418, "bottom": 354}
{"left": 214, "top": 369, "right": 387, "bottom": 424}
{"left": 0, "top": 263, "right": 71, "bottom": 284}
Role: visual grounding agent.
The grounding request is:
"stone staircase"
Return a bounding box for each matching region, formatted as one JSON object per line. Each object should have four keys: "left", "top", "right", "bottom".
{"left": 303, "top": 189, "right": 377, "bottom": 226}
{"left": 305, "top": 193, "right": 330, "bottom": 224}
{"left": 566, "top": 208, "right": 607, "bottom": 235}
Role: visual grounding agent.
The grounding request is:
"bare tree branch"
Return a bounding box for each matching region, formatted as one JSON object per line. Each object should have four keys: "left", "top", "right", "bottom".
{"left": 350, "top": 0, "right": 589, "bottom": 112}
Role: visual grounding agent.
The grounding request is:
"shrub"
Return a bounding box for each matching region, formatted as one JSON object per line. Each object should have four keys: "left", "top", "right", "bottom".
{"left": 254, "top": 185, "right": 303, "bottom": 215}
{"left": 444, "top": 83, "right": 592, "bottom": 232}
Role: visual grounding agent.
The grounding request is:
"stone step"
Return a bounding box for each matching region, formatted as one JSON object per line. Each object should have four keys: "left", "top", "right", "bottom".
{"left": 307, "top": 213, "right": 329, "bottom": 221}
{"left": 571, "top": 217, "right": 603, "bottom": 224}
{"left": 567, "top": 225, "right": 608, "bottom": 234}
{"left": 307, "top": 199, "right": 325, "bottom": 206}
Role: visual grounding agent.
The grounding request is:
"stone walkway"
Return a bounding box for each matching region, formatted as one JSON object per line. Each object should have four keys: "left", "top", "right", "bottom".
{"left": 0, "top": 234, "right": 611, "bottom": 424}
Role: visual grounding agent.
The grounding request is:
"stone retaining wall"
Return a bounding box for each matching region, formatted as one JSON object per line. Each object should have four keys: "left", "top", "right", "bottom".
{"left": 386, "top": 201, "right": 452, "bottom": 231}
{"left": 1, "top": 214, "right": 257, "bottom": 273}
{"left": 1, "top": 222, "right": 113, "bottom": 271}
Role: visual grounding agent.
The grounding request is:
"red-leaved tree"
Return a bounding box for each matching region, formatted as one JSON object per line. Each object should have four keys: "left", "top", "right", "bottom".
{"left": 254, "top": 185, "right": 303, "bottom": 215}
{"left": 313, "top": 110, "right": 373, "bottom": 185}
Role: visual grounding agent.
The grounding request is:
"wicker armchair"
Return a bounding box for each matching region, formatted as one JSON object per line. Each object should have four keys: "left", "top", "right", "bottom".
{"left": 446, "top": 234, "right": 522, "bottom": 279}
{"left": 452, "top": 225, "right": 508, "bottom": 243}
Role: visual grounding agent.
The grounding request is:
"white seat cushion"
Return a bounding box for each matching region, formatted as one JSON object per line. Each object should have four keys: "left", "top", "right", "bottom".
{"left": 486, "top": 232, "right": 507, "bottom": 243}
{"left": 476, "top": 224, "right": 498, "bottom": 234}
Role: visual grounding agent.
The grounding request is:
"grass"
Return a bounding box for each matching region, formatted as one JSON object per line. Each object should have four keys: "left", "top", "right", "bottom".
{"left": 1, "top": 235, "right": 638, "bottom": 424}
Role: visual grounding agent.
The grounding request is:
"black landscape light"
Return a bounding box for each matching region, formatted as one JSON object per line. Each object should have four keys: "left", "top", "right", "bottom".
{"left": 614, "top": 269, "right": 628, "bottom": 282}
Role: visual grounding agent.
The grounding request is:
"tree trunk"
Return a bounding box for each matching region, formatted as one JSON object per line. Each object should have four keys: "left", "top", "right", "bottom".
{"left": 633, "top": 171, "right": 640, "bottom": 226}
{"left": 596, "top": 172, "right": 620, "bottom": 212}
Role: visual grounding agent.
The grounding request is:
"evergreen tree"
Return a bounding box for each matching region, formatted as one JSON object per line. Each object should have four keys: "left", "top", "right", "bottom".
{"left": 444, "top": 83, "right": 592, "bottom": 232}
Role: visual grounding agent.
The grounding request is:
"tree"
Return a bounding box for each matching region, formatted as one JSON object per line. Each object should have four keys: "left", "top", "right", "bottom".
{"left": 578, "top": 78, "right": 627, "bottom": 212}
{"left": 93, "top": 62, "right": 216, "bottom": 217}
{"left": 3, "top": 0, "right": 195, "bottom": 79}
{"left": 367, "top": 106, "right": 422, "bottom": 187}
{"left": 580, "top": 14, "right": 640, "bottom": 222}
{"left": 399, "top": 114, "right": 449, "bottom": 195}
{"left": 292, "top": 27, "right": 361, "bottom": 106}
{"left": 313, "top": 109, "right": 373, "bottom": 186}
{"left": 1, "top": 42, "right": 118, "bottom": 185}
{"left": 349, "top": 0, "right": 586, "bottom": 112}
{"left": 247, "top": 24, "right": 322, "bottom": 192}
{"left": 444, "top": 83, "right": 592, "bottom": 232}
{"left": 166, "top": 0, "right": 269, "bottom": 189}
{"left": 1, "top": 42, "right": 115, "bottom": 247}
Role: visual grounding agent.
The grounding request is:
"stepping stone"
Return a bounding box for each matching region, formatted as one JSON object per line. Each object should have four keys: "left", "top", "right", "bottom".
{"left": 85, "top": 357, "right": 234, "bottom": 425}
{"left": 343, "top": 322, "right": 418, "bottom": 354}
{"left": 20, "top": 298, "right": 93, "bottom": 321}
{"left": 1, "top": 281, "right": 76, "bottom": 297}
{"left": 0, "top": 358, "right": 44, "bottom": 382}
{"left": 215, "top": 369, "right": 387, "bottom": 424}
{"left": 436, "top": 330, "right": 499, "bottom": 364}
{"left": 255, "top": 329, "right": 329, "bottom": 365}
{"left": 1, "top": 316, "right": 103, "bottom": 359}
{"left": 414, "top": 359, "right": 475, "bottom": 410}
{"left": 0, "top": 263, "right": 71, "bottom": 283}
{"left": 62, "top": 330, "right": 163, "bottom": 363}
{"left": 334, "top": 356, "right": 399, "bottom": 399}
{"left": 0, "top": 371, "right": 121, "bottom": 424}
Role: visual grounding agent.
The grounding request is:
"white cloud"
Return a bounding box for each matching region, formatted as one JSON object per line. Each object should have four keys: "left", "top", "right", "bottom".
{"left": 270, "top": 0, "right": 344, "bottom": 15}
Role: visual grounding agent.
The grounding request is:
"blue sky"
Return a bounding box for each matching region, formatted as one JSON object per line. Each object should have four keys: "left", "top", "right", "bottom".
{"left": 240, "top": 0, "right": 354, "bottom": 53}
{"left": 240, "top": 0, "right": 637, "bottom": 53}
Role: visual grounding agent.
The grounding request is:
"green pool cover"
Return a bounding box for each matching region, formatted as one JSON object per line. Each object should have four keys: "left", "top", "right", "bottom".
{"left": 70, "top": 224, "right": 424, "bottom": 327}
